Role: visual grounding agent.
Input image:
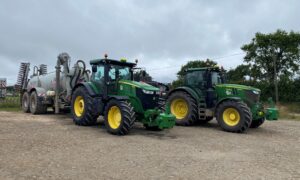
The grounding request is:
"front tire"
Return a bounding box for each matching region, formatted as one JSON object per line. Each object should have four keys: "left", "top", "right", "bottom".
{"left": 250, "top": 118, "right": 265, "bottom": 128}
{"left": 167, "top": 91, "right": 198, "bottom": 126}
{"left": 71, "top": 87, "right": 97, "bottom": 126}
{"left": 29, "top": 91, "right": 47, "bottom": 114}
{"left": 216, "top": 100, "right": 252, "bottom": 133}
{"left": 104, "top": 99, "right": 135, "bottom": 135}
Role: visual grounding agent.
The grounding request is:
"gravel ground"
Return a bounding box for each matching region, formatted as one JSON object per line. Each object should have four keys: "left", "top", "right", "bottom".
{"left": 0, "top": 111, "right": 299, "bottom": 180}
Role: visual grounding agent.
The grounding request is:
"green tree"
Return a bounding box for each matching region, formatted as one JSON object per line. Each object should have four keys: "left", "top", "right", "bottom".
{"left": 227, "top": 64, "right": 251, "bottom": 83}
{"left": 241, "top": 29, "right": 300, "bottom": 103}
{"left": 133, "top": 70, "right": 152, "bottom": 82}
{"left": 172, "top": 59, "right": 217, "bottom": 88}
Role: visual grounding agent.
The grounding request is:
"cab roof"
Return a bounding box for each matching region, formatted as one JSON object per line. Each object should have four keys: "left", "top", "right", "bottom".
{"left": 186, "top": 67, "right": 221, "bottom": 72}
{"left": 90, "top": 58, "right": 136, "bottom": 67}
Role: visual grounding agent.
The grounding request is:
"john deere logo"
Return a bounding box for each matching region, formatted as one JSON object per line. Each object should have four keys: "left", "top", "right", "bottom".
{"left": 226, "top": 89, "right": 232, "bottom": 95}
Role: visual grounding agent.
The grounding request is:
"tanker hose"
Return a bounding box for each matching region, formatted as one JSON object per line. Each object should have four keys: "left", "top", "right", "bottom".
{"left": 76, "top": 60, "right": 86, "bottom": 75}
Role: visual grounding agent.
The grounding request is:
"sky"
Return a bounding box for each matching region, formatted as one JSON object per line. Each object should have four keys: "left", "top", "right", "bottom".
{"left": 0, "top": 0, "right": 299, "bottom": 85}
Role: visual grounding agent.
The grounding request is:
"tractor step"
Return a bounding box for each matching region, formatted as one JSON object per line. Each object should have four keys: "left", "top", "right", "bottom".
{"left": 198, "top": 99, "right": 206, "bottom": 120}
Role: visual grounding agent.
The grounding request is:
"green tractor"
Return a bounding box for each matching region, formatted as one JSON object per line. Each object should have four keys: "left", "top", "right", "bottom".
{"left": 71, "top": 57, "right": 175, "bottom": 135}
{"left": 166, "top": 66, "right": 278, "bottom": 133}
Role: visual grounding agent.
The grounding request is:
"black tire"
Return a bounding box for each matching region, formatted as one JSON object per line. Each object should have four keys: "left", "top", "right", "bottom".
{"left": 250, "top": 118, "right": 265, "bottom": 128}
{"left": 29, "top": 91, "right": 47, "bottom": 114}
{"left": 167, "top": 91, "right": 198, "bottom": 126}
{"left": 104, "top": 99, "right": 135, "bottom": 135}
{"left": 71, "top": 87, "right": 97, "bottom": 126}
{"left": 216, "top": 100, "right": 252, "bottom": 133}
{"left": 22, "top": 92, "right": 30, "bottom": 113}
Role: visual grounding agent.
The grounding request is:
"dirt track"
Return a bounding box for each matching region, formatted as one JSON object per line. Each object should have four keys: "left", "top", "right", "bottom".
{"left": 0, "top": 111, "right": 299, "bottom": 180}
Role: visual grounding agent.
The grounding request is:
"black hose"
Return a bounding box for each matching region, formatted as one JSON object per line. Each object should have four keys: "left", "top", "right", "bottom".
{"left": 76, "top": 60, "right": 86, "bottom": 73}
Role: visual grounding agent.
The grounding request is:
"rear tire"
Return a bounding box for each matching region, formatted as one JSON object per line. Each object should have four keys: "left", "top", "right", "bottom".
{"left": 22, "top": 92, "right": 30, "bottom": 113}
{"left": 71, "top": 87, "right": 97, "bottom": 126}
{"left": 29, "top": 91, "right": 47, "bottom": 114}
{"left": 167, "top": 91, "right": 198, "bottom": 126}
{"left": 216, "top": 100, "right": 252, "bottom": 133}
{"left": 250, "top": 118, "right": 265, "bottom": 128}
{"left": 104, "top": 99, "right": 135, "bottom": 135}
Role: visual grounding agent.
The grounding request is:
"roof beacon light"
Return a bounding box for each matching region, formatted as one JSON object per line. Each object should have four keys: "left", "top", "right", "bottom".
{"left": 120, "top": 58, "right": 127, "bottom": 62}
{"left": 104, "top": 54, "right": 108, "bottom": 59}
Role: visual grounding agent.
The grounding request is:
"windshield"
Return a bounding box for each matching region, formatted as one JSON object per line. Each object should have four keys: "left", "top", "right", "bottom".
{"left": 108, "top": 65, "right": 132, "bottom": 81}
{"left": 211, "top": 72, "right": 223, "bottom": 85}
{"left": 185, "top": 71, "right": 205, "bottom": 86}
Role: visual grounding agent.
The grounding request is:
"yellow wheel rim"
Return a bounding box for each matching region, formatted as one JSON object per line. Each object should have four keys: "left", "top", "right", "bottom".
{"left": 108, "top": 106, "right": 122, "bottom": 129}
{"left": 170, "top": 98, "right": 188, "bottom": 120}
{"left": 223, "top": 108, "right": 240, "bottom": 126}
{"left": 74, "top": 96, "right": 85, "bottom": 117}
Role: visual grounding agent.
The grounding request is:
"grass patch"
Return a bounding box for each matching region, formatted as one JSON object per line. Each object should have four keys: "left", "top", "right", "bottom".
{"left": 0, "top": 107, "right": 21, "bottom": 112}
{"left": 278, "top": 102, "right": 300, "bottom": 121}
{"left": 0, "top": 96, "right": 20, "bottom": 112}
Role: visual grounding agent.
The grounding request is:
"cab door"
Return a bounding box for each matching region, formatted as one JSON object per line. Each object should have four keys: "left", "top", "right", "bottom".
{"left": 91, "top": 65, "right": 105, "bottom": 94}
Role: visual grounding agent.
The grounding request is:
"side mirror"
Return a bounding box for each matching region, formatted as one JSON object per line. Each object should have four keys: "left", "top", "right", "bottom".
{"left": 142, "top": 70, "right": 146, "bottom": 77}
{"left": 92, "top": 65, "right": 97, "bottom": 72}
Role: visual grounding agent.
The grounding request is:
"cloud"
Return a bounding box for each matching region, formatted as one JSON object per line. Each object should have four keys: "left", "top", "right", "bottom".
{"left": 0, "top": 0, "right": 299, "bottom": 84}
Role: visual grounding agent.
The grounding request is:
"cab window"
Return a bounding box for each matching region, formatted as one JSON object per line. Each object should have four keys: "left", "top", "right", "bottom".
{"left": 93, "top": 65, "right": 104, "bottom": 81}
{"left": 211, "top": 72, "right": 222, "bottom": 85}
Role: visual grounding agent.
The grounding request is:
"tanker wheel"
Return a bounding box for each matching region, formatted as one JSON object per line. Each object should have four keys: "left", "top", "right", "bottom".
{"left": 216, "top": 100, "right": 252, "bottom": 133}
{"left": 167, "top": 91, "right": 198, "bottom": 126}
{"left": 22, "top": 92, "right": 30, "bottom": 113}
{"left": 250, "top": 118, "right": 265, "bottom": 128}
{"left": 71, "top": 87, "right": 97, "bottom": 126}
{"left": 29, "top": 91, "right": 47, "bottom": 114}
{"left": 104, "top": 99, "right": 135, "bottom": 135}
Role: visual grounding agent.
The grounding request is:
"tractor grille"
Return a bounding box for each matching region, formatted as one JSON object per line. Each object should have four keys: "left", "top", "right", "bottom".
{"left": 245, "top": 90, "right": 260, "bottom": 104}
{"left": 136, "top": 89, "right": 159, "bottom": 110}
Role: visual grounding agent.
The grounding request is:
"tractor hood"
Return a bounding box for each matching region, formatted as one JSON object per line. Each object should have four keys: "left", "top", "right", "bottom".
{"left": 216, "top": 84, "right": 260, "bottom": 92}
{"left": 119, "top": 80, "right": 159, "bottom": 91}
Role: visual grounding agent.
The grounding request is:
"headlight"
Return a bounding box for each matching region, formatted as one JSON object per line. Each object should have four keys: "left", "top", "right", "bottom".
{"left": 142, "top": 89, "right": 154, "bottom": 94}
{"left": 252, "top": 90, "right": 259, "bottom": 95}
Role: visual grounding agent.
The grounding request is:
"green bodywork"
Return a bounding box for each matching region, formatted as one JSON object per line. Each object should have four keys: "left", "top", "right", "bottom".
{"left": 215, "top": 84, "right": 278, "bottom": 121}
{"left": 85, "top": 59, "right": 175, "bottom": 129}
{"left": 176, "top": 67, "right": 278, "bottom": 122}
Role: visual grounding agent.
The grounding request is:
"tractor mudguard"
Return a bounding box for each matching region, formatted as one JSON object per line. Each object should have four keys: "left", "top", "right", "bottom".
{"left": 168, "top": 86, "right": 201, "bottom": 102}
{"left": 215, "top": 97, "right": 242, "bottom": 112}
{"left": 72, "top": 82, "right": 98, "bottom": 97}
{"left": 108, "top": 96, "right": 129, "bottom": 101}
{"left": 31, "top": 87, "right": 47, "bottom": 97}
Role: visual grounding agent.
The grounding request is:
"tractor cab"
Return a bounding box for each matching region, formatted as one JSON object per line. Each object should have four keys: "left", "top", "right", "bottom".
{"left": 90, "top": 58, "right": 136, "bottom": 96}
{"left": 183, "top": 67, "right": 226, "bottom": 108}
{"left": 184, "top": 67, "right": 225, "bottom": 89}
